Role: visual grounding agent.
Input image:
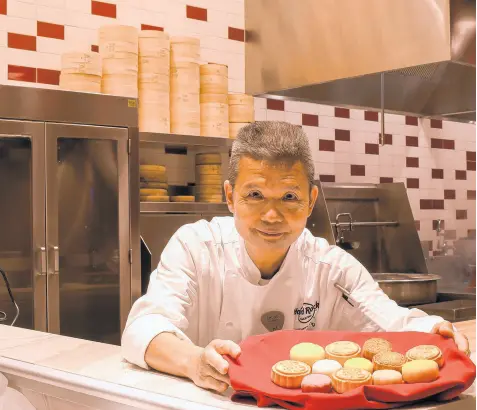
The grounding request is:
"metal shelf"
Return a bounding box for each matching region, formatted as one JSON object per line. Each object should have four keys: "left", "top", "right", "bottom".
{"left": 140, "top": 201, "right": 231, "bottom": 214}
{"left": 139, "top": 132, "right": 233, "bottom": 148}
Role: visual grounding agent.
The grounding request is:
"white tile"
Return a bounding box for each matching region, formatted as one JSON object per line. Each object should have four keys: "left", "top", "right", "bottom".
{"left": 315, "top": 161, "right": 335, "bottom": 175}
{"left": 65, "top": 26, "right": 97, "bottom": 52}
{"left": 254, "top": 108, "right": 266, "bottom": 121}
{"left": 284, "top": 100, "right": 304, "bottom": 113}
{"left": 335, "top": 140, "right": 351, "bottom": 153}
{"left": 285, "top": 111, "right": 302, "bottom": 126}
{"left": 266, "top": 110, "right": 285, "bottom": 121}
{"left": 200, "top": 47, "right": 229, "bottom": 67}
{"left": 207, "top": 0, "right": 244, "bottom": 14}
{"left": 335, "top": 164, "right": 350, "bottom": 182}
{"left": 318, "top": 115, "right": 339, "bottom": 129}
{"left": 7, "top": 1, "right": 37, "bottom": 19}
{"left": 37, "top": 5, "right": 70, "bottom": 25}
{"left": 227, "top": 12, "right": 243, "bottom": 28}
{"left": 315, "top": 151, "right": 335, "bottom": 163}
{"left": 317, "top": 127, "right": 335, "bottom": 140}
{"left": 254, "top": 97, "right": 266, "bottom": 110}
{"left": 36, "top": 37, "right": 68, "bottom": 55}
{"left": 228, "top": 78, "right": 244, "bottom": 93}
{"left": 335, "top": 152, "right": 351, "bottom": 164}
{"left": 0, "top": 31, "right": 7, "bottom": 48}
{"left": 227, "top": 52, "right": 244, "bottom": 80}
{"left": 302, "top": 125, "right": 318, "bottom": 138}
{"left": 4, "top": 16, "right": 37, "bottom": 35}
{"left": 384, "top": 113, "right": 405, "bottom": 124}
{"left": 201, "top": 35, "right": 244, "bottom": 54}
{"left": 35, "top": 51, "right": 61, "bottom": 69}
{"left": 65, "top": 0, "right": 90, "bottom": 12}
{"left": 316, "top": 104, "right": 335, "bottom": 117}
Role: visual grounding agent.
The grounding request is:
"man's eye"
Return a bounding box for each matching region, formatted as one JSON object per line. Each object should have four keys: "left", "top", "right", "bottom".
{"left": 248, "top": 191, "right": 263, "bottom": 199}
{"left": 283, "top": 193, "right": 298, "bottom": 201}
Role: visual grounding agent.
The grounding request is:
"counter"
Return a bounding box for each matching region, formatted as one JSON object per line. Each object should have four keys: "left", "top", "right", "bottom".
{"left": 0, "top": 321, "right": 475, "bottom": 410}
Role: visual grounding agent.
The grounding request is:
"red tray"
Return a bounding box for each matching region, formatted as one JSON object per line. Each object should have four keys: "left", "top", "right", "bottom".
{"left": 225, "top": 330, "right": 476, "bottom": 410}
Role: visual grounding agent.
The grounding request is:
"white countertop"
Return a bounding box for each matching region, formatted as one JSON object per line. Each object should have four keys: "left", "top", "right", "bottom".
{"left": 0, "top": 324, "right": 475, "bottom": 410}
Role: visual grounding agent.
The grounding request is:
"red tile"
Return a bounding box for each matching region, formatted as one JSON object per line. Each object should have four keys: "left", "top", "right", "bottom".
{"left": 431, "top": 138, "right": 443, "bottom": 149}
{"left": 91, "top": 44, "right": 99, "bottom": 52}
{"left": 433, "top": 199, "right": 444, "bottom": 209}
{"left": 186, "top": 5, "right": 207, "bottom": 21}
{"left": 415, "top": 221, "right": 420, "bottom": 231}
{"left": 445, "top": 230, "right": 457, "bottom": 240}
{"left": 444, "top": 189, "right": 456, "bottom": 199}
{"left": 433, "top": 220, "right": 445, "bottom": 230}
{"left": 456, "top": 170, "right": 467, "bottom": 180}
{"left": 141, "top": 24, "right": 164, "bottom": 31}
{"left": 267, "top": 99, "right": 284, "bottom": 111}
{"left": 380, "top": 177, "right": 393, "bottom": 183}
{"left": 302, "top": 114, "right": 319, "bottom": 127}
{"left": 430, "top": 119, "right": 443, "bottom": 129}
{"left": 407, "top": 178, "right": 419, "bottom": 188}
{"left": 319, "top": 174, "right": 335, "bottom": 182}
{"left": 406, "top": 157, "right": 419, "bottom": 168}
{"left": 423, "top": 240, "right": 433, "bottom": 252}
{"left": 8, "top": 65, "right": 36, "bottom": 82}
{"left": 350, "top": 164, "right": 365, "bottom": 176}
{"left": 335, "top": 129, "right": 350, "bottom": 141}
{"left": 432, "top": 169, "right": 444, "bottom": 179}
{"left": 91, "top": 1, "right": 116, "bottom": 18}
{"left": 37, "top": 68, "right": 60, "bottom": 85}
{"left": 228, "top": 27, "right": 244, "bottom": 42}
{"left": 8, "top": 33, "right": 36, "bottom": 51}
{"left": 443, "top": 139, "right": 455, "bottom": 150}
{"left": 364, "top": 111, "right": 378, "bottom": 121}
{"left": 467, "top": 151, "right": 476, "bottom": 161}
{"left": 319, "top": 140, "right": 335, "bottom": 152}
{"left": 0, "top": 0, "right": 5, "bottom": 15}
{"left": 365, "top": 143, "right": 379, "bottom": 155}
{"left": 406, "top": 136, "right": 418, "bottom": 147}
{"left": 456, "top": 210, "right": 467, "bottom": 220}
{"left": 406, "top": 116, "right": 418, "bottom": 126}
{"left": 335, "top": 107, "right": 350, "bottom": 118}
{"left": 468, "top": 229, "right": 476, "bottom": 239}
{"left": 37, "top": 21, "right": 64, "bottom": 40}
{"left": 420, "top": 199, "right": 433, "bottom": 209}
{"left": 468, "top": 190, "right": 476, "bottom": 200}
{"left": 467, "top": 161, "right": 476, "bottom": 171}
{"left": 382, "top": 133, "right": 393, "bottom": 145}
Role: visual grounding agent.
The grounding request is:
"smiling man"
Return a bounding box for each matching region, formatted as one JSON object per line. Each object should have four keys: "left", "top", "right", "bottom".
{"left": 122, "top": 121, "right": 470, "bottom": 393}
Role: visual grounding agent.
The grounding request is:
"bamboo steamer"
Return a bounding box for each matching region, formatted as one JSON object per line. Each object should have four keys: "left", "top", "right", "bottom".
{"left": 196, "top": 175, "right": 222, "bottom": 185}
{"left": 140, "top": 181, "right": 168, "bottom": 189}
{"left": 201, "top": 122, "right": 229, "bottom": 138}
{"left": 200, "top": 93, "right": 228, "bottom": 104}
{"left": 200, "top": 63, "right": 228, "bottom": 94}
{"left": 61, "top": 52, "right": 102, "bottom": 76}
{"left": 140, "top": 165, "right": 167, "bottom": 182}
{"left": 171, "top": 122, "right": 200, "bottom": 136}
{"left": 140, "top": 188, "right": 168, "bottom": 196}
{"left": 229, "top": 122, "right": 249, "bottom": 139}
{"left": 139, "top": 90, "right": 169, "bottom": 104}
{"left": 171, "top": 196, "right": 195, "bottom": 202}
{"left": 140, "top": 195, "right": 170, "bottom": 202}
{"left": 139, "top": 30, "right": 170, "bottom": 55}
{"left": 170, "top": 63, "right": 199, "bottom": 92}
{"left": 102, "top": 54, "right": 138, "bottom": 74}
{"left": 229, "top": 103, "right": 254, "bottom": 123}
{"left": 196, "top": 164, "right": 221, "bottom": 175}
{"left": 196, "top": 153, "right": 222, "bottom": 165}
{"left": 99, "top": 25, "right": 138, "bottom": 45}
{"left": 100, "top": 41, "right": 138, "bottom": 57}
{"left": 139, "top": 108, "right": 169, "bottom": 133}
{"left": 170, "top": 37, "right": 200, "bottom": 64}
{"left": 228, "top": 93, "right": 254, "bottom": 105}
{"left": 195, "top": 194, "right": 223, "bottom": 203}
{"left": 139, "top": 56, "right": 170, "bottom": 76}
{"left": 139, "top": 76, "right": 169, "bottom": 94}
{"left": 200, "top": 101, "right": 229, "bottom": 137}
{"left": 59, "top": 73, "right": 101, "bottom": 93}
{"left": 102, "top": 74, "right": 138, "bottom": 98}
{"left": 195, "top": 185, "right": 223, "bottom": 195}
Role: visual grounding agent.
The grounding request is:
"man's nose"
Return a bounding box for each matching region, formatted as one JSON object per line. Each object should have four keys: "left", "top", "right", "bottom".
{"left": 261, "top": 202, "right": 284, "bottom": 223}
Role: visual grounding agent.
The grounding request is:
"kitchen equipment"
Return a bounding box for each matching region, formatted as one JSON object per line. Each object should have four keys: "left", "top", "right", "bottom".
{"left": 410, "top": 300, "right": 476, "bottom": 323}
{"left": 0, "top": 267, "right": 19, "bottom": 326}
{"left": 374, "top": 273, "right": 440, "bottom": 306}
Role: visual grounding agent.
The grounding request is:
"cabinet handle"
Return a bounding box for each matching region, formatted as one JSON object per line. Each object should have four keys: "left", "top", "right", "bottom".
{"left": 53, "top": 246, "right": 59, "bottom": 274}
{"left": 36, "top": 247, "right": 47, "bottom": 277}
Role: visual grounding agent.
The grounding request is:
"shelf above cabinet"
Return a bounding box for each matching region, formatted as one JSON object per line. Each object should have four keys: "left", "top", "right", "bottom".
{"left": 140, "top": 201, "right": 231, "bottom": 214}
{"left": 139, "top": 132, "right": 234, "bottom": 149}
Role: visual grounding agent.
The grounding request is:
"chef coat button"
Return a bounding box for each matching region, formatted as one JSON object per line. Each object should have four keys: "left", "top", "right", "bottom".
{"left": 225, "top": 321, "right": 234, "bottom": 328}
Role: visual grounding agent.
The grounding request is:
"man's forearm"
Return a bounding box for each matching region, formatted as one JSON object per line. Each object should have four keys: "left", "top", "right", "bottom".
{"left": 145, "top": 332, "right": 201, "bottom": 379}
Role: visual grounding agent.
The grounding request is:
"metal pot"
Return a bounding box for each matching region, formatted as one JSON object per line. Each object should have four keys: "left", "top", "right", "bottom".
{"left": 374, "top": 273, "right": 441, "bottom": 306}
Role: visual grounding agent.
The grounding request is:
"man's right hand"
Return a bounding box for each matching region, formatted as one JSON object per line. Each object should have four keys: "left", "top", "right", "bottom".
{"left": 187, "top": 339, "right": 241, "bottom": 393}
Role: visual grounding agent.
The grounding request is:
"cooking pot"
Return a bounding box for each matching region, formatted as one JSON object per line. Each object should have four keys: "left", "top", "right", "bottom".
{"left": 374, "top": 273, "right": 440, "bottom": 306}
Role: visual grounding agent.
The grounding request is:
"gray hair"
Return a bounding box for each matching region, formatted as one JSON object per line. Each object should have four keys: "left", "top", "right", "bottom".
{"left": 228, "top": 121, "right": 315, "bottom": 188}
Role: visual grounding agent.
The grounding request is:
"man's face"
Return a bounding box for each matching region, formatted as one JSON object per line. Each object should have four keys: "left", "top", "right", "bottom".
{"left": 224, "top": 157, "right": 319, "bottom": 254}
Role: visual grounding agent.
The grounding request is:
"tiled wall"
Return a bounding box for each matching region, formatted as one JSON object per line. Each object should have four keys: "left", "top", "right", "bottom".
{"left": 0, "top": 0, "right": 475, "bottom": 251}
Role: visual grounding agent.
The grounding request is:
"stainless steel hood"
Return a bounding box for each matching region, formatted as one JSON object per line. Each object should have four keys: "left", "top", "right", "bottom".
{"left": 245, "top": 0, "right": 476, "bottom": 122}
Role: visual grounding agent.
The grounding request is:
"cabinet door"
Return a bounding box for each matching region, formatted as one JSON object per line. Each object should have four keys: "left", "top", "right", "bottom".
{"left": 45, "top": 123, "right": 129, "bottom": 345}
{"left": 0, "top": 120, "right": 47, "bottom": 330}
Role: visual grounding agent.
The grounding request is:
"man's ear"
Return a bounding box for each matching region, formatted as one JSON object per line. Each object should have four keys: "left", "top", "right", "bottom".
{"left": 224, "top": 180, "right": 234, "bottom": 214}
{"left": 308, "top": 185, "right": 319, "bottom": 217}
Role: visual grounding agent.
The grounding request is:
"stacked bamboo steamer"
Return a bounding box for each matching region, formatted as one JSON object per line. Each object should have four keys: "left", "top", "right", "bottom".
{"left": 229, "top": 94, "right": 254, "bottom": 138}
{"left": 200, "top": 64, "right": 229, "bottom": 138}
{"left": 99, "top": 25, "right": 139, "bottom": 98}
{"left": 195, "top": 153, "right": 223, "bottom": 203}
{"left": 140, "top": 165, "right": 169, "bottom": 202}
{"left": 138, "top": 30, "right": 170, "bottom": 133}
{"left": 59, "top": 52, "right": 102, "bottom": 93}
{"left": 170, "top": 37, "right": 200, "bottom": 135}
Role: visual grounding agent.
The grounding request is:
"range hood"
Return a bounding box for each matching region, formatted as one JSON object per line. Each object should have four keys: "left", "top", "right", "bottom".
{"left": 244, "top": 0, "right": 476, "bottom": 122}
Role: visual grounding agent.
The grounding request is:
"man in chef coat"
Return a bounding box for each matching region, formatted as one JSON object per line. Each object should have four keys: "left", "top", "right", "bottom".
{"left": 122, "top": 121, "right": 470, "bottom": 393}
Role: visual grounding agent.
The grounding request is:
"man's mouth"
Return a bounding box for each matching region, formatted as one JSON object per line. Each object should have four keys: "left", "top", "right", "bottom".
{"left": 256, "top": 229, "right": 285, "bottom": 238}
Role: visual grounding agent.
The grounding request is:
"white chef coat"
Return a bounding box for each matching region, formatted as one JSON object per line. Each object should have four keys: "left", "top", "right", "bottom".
{"left": 122, "top": 216, "right": 445, "bottom": 370}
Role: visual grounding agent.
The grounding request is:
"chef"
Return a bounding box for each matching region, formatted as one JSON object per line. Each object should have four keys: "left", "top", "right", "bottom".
{"left": 122, "top": 121, "right": 470, "bottom": 393}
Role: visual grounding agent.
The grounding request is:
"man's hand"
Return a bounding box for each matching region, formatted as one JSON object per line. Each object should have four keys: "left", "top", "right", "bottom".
{"left": 187, "top": 339, "right": 241, "bottom": 393}
{"left": 431, "top": 321, "right": 471, "bottom": 356}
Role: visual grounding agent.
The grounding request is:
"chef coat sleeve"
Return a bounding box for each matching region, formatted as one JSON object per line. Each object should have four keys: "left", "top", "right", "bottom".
{"left": 121, "top": 226, "right": 198, "bottom": 369}
{"left": 332, "top": 248, "right": 445, "bottom": 334}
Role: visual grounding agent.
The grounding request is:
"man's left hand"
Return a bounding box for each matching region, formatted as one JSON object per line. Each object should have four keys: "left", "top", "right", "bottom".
{"left": 431, "top": 321, "right": 471, "bottom": 356}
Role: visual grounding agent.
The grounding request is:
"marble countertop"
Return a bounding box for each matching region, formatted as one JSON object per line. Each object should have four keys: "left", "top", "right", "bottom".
{"left": 0, "top": 321, "right": 475, "bottom": 410}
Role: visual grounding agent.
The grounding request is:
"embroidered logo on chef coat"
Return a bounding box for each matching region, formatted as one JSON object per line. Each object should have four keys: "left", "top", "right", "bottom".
{"left": 294, "top": 301, "right": 319, "bottom": 330}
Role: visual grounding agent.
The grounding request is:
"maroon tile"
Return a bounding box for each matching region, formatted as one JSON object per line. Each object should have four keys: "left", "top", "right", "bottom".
{"left": 37, "top": 21, "right": 65, "bottom": 39}
{"left": 406, "top": 157, "right": 419, "bottom": 168}
{"left": 433, "top": 220, "right": 445, "bottom": 230}
{"left": 37, "top": 68, "right": 60, "bottom": 85}
{"left": 467, "top": 151, "right": 476, "bottom": 161}
{"left": 467, "top": 161, "right": 476, "bottom": 171}
{"left": 433, "top": 199, "right": 444, "bottom": 209}
{"left": 319, "top": 140, "right": 335, "bottom": 152}
{"left": 456, "top": 210, "right": 468, "bottom": 220}
{"left": 319, "top": 174, "right": 335, "bottom": 182}
{"left": 365, "top": 143, "right": 379, "bottom": 155}
{"left": 141, "top": 24, "right": 164, "bottom": 31}
{"left": 380, "top": 177, "right": 393, "bottom": 183}
{"left": 8, "top": 33, "right": 36, "bottom": 51}
{"left": 382, "top": 133, "right": 393, "bottom": 145}
{"left": 445, "top": 230, "right": 457, "bottom": 240}
{"left": 406, "top": 136, "right": 418, "bottom": 147}
{"left": 431, "top": 138, "right": 443, "bottom": 149}
{"left": 468, "top": 229, "right": 476, "bottom": 239}
{"left": 444, "top": 189, "right": 456, "bottom": 199}
{"left": 406, "top": 116, "right": 418, "bottom": 126}
{"left": 468, "top": 190, "right": 476, "bottom": 200}
{"left": 364, "top": 111, "right": 378, "bottom": 121}
{"left": 456, "top": 170, "right": 467, "bottom": 180}
{"left": 420, "top": 199, "right": 433, "bottom": 209}
{"left": 407, "top": 178, "right": 419, "bottom": 189}
{"left": 7, "top": 65, "right": 36, "bottom": 82}
{"left": 415, "top": 221, "right": 420, "bottom": 231}
{"left": 430, "top": 119, "right": 443, "bottom": 129}
{"left": 443, "top": 139, "right": 455, "bottom": 150}
{"left": 302, "top": 114, "right": 319, "bottom": 127}
{"left": 228, "top": 27, "right": 244, "bottom": 42}
{"left": 335, "top": 129, "right": 350, "bottom": 141}
{"left": 267, "top": 99, "right": 284, "bottom": 111}
{"left": 350, "top": 164, "right": 365, "bottom": 176}
{"left": 186, "top": 5, "right": 207, "bottom": 21}
{"left": 91, "top": 44, "right": 99, "bottom": 52}
{"left": 91, "top": 1, "right": 116, "bottom": 18}
{"left": 0, "top": 0, "right": 5, "bottom": 15}
{"left": 432, "top": 169, "right": 444, "bottom": 179}
{"left": 335, "top": 107, "right": 350, "bottom": 118}
{"left": 422, "top": 240, "right": 433, "bottom": 252}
